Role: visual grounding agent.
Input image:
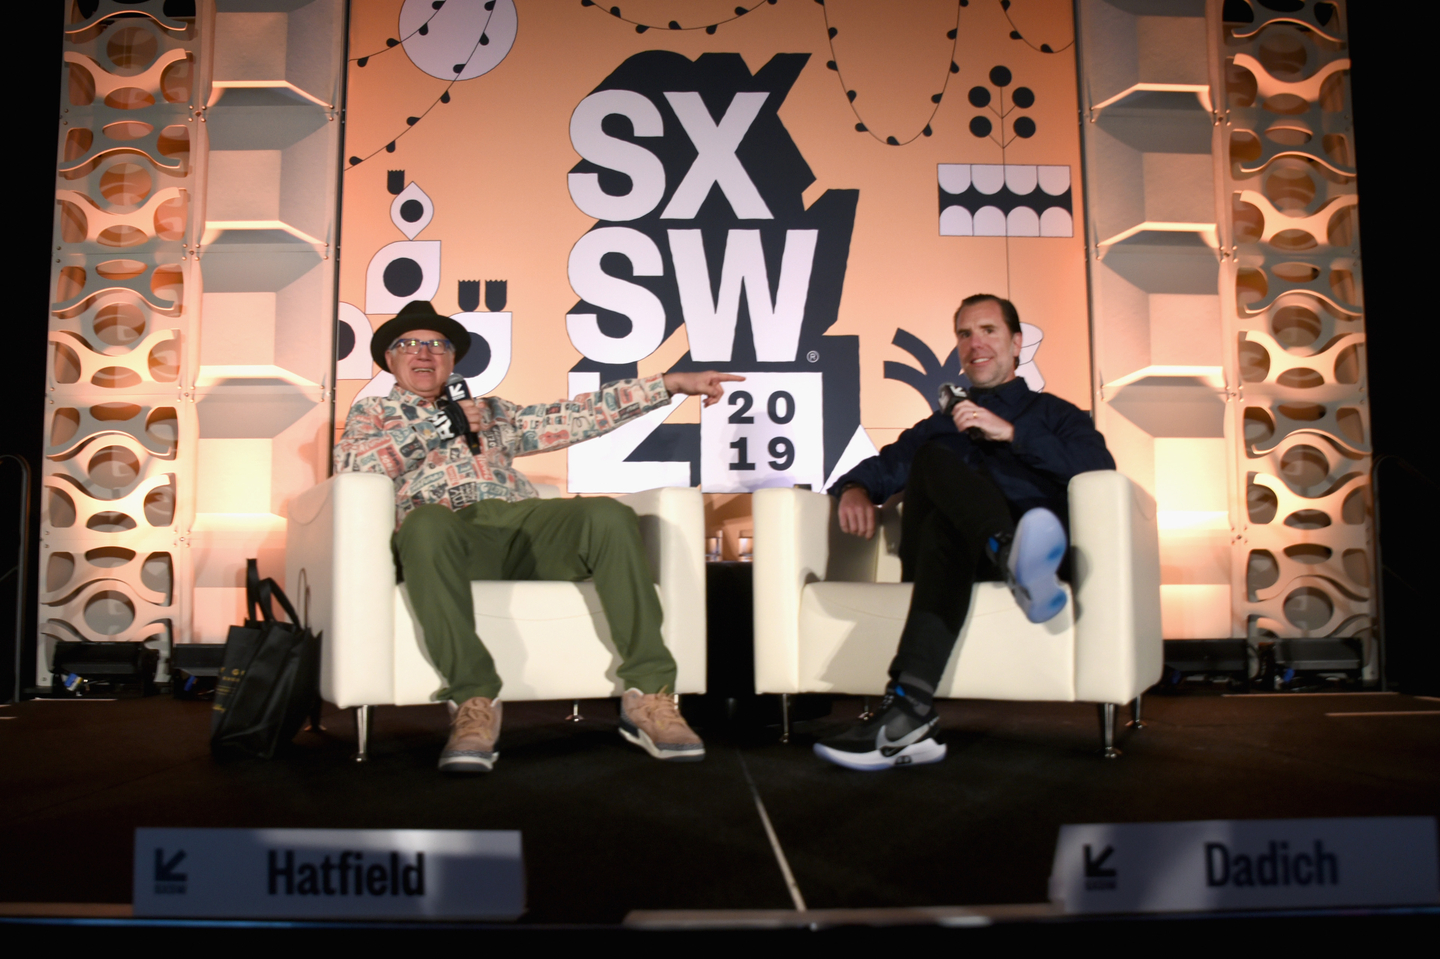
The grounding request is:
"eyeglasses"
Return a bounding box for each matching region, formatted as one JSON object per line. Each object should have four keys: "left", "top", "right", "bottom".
{"left": 388, "top": 337, "right": 454, "bottom": 355}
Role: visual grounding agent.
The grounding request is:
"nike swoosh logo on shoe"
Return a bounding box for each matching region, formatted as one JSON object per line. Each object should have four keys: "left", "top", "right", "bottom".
{"left": 875, "top": 718, "right": 936, "bottom": 757}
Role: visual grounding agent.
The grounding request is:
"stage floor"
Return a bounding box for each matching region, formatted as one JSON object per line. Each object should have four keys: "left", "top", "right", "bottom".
{"left": 2, "top": 691, "right": 1439, "bottom": 924}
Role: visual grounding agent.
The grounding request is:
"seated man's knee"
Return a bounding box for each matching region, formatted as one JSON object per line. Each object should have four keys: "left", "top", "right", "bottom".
{"left": 581, "top": 496, "right": 639, "bottom": 536}
{"left": 913, "top": 440, "right": 959, "bottom": 474}
{"left": 397, "top": 503, "right": 461, "bottom": 546}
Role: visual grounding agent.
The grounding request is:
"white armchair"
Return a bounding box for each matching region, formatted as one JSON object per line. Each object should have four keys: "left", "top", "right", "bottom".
{"left": 752, "top": 470, "right": 1162, "bottom": 756}
{"left": 285, "top": 472, "right": 707, "bottom": 759}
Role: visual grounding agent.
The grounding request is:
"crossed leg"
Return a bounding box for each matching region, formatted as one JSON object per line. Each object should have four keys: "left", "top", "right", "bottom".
{"left": 887, "top": 441, "right": 1016, "bottom": 691}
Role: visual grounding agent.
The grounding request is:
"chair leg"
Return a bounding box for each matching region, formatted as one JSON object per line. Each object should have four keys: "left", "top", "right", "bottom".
{"left": 564, "top": 699, "right": 583, "bottom": 722}
{"left": 1127, "top": 694, "right": 1146, "bottom": 729}
{"left": 355, "top": 705, "right": 372, "bottom": 764}
{"left": 858, "top": 696, "right": 874, "bottom": 721}
{"left": 780, "top": 693, "right": 791, "bottom": 744}
{"left": 1098, "top": 702, "right": 1121, "bottom": 759}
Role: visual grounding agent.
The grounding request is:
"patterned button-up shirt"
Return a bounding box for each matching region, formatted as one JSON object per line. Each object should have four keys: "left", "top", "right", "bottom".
{"left": 334, "top": 374, "right": 671, "bottom": 528}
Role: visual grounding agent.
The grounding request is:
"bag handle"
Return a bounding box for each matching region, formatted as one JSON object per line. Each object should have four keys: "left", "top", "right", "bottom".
{"left": 246, "top": 559, "right": 301, "bottom": 626}
{"left": 245, "top": 559, "right": 273, "bottom": 623}
{"left": 258, "top": 576, "right": 303, "bottom": 627}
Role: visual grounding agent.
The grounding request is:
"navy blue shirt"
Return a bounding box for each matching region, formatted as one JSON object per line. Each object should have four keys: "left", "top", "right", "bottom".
{"left": 828, "top": 377, "right": 1114, "bottom": 526}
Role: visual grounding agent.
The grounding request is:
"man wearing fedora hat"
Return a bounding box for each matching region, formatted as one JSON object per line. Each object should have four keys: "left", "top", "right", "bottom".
{"left": 335, "top": 300, "right": 741, "bottom": 773}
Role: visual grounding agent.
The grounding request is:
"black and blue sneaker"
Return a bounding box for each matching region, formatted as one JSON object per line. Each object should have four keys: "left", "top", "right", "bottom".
{"left": 989, "top": 507, "right": 1068, "bottom": 624}
{"left": 813, "top": 683, "right": 946, "bottom": 771}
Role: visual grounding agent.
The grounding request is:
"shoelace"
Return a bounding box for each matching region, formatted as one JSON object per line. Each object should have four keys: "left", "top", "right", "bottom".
{"left": 455, "top": 699, "right": 495, "bottom": 731}
{"left": 634, "top": 692, "right": 686, "bottom": 731}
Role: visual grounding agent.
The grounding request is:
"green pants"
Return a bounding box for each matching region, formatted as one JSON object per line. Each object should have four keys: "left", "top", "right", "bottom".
{"left": 392, "top": 496, "right": 676, "bottom": 703}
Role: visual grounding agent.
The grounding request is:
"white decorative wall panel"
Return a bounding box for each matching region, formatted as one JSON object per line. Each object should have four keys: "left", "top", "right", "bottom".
{"left": 1078, "top": 0, "right": 1371, "bottom": 674}
{"left": 1220, "top": 0, "right": 1369, "bottom": 664}
{"left": 43, "top": 0, "right": 344, "bottom": 682}
{"left": 45, "top": 1, "right": 204, "bottom": 681}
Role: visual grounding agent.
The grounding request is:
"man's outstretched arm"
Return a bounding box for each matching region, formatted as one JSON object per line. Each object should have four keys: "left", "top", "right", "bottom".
{"left": 661, "top": 370, "right": 744, "bottom": 408}
{"left": 509, "top": 371, "right": 744, "bottom": 455}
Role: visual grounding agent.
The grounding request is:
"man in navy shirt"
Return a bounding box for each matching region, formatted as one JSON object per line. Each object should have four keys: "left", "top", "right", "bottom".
{"left": 815, "top": 294, "right": 1115, "bottom": 770}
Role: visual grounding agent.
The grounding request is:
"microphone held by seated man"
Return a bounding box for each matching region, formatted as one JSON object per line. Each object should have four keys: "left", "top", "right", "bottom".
{"left": 818, "top": 294, "right": 1115, "bottom": 772}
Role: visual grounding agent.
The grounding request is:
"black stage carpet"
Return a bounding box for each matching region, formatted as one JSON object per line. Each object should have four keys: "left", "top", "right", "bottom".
{"left": 2, "top": 692, "right": 1439, "bottom": 925}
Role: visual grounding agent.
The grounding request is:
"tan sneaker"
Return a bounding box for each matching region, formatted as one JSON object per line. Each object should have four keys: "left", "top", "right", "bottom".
{"left": 439, "top": 697, "right": 501, "bottom": 773}
{"left": 620, "top": 688, "right": 705, "bottom": 761}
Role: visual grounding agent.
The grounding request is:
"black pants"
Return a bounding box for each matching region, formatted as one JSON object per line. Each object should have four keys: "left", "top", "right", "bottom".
{"left": 889, "top": 442, "right": 1016, "bottom": 689}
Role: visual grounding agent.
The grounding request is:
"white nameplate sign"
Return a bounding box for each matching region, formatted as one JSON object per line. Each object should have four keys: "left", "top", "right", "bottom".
{"left": 1051, "top": 817, "right": 1437, "bottom": 914}
{"left": 133, "top": 828, "right": 524, "bottom": 919}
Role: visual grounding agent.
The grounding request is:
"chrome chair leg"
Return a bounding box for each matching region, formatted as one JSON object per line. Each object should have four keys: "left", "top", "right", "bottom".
{"left": 355, "top": 705, "right": 372, "bottom": 763}
{"left": 564, "top": 699, "right": 583, "bottom": 722}
{"left": 1127, "top": 694, "right": 1146, "bottom": 729}
{"left": 1099, "top": 702, "right": 1121, "bottom": 759}
{"left": 858, "top": 696, "right": 874, "bottom": 721}
{"left": 780, "top": 693, "right": 791, "bottom": 744}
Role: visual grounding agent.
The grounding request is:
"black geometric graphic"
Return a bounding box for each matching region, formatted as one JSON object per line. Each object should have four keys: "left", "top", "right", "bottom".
{"left": 969, "top": 65, "right": 1037, "bottom": 147}
{"left": 883, "top": 329, "right": 965, "bottom": 411}
{"left": 336, "top": 318, "right": 356, "bottom": 361}
{"left": 350, "top": 2, "right": 448, "bottom": 64}
{"left": 938, "top": 164, "right": 1073, "bottom": 237}
{"left": 347, "top": 4, "right": 502, "bottom": 168}
{"left": 457, "top": 279, "right": 509, "bottom": 313}
{"left": 455, "top": 333, "right": 492, "bottom": 378}
{"left": 819, "top": 0, "right": 963, "bottom": 146}
{"left": 998, "top": 0, "right": 1075, "bottom": 54}
{"left": 458, "top": 279, "right": 481, "bottom": 312}
{"left": 579, "top": 0, "right": 777, "bottom": 35}
{"left": 383, "top": 258, "right": 424, "bottom": 297}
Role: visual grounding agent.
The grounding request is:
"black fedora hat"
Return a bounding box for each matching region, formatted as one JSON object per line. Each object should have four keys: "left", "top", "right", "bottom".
{"left": 369, "top": 300, "right": 471, "bottom": 372}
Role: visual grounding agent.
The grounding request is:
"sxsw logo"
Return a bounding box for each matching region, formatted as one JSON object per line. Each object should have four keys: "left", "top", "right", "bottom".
{"left": 561, "top": 52, "right": 864, "bottom": 492}
{"left": 563, "top": 53, "right": 844, "bottom": 369}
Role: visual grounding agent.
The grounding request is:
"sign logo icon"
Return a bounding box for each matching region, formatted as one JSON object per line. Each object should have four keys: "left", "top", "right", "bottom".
{"left": 154, "top": 848, "right": 188, "bottom": 894}
{"left": 1084, "top": 843, "right": 1116, "bottom": 891}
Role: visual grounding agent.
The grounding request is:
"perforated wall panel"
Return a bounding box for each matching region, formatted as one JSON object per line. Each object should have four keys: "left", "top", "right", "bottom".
{"left": 1078, "top": 0, "right": 1371, "bottom": 672}
{"left": 1221, "top": 1, "right": 1370, "bottom": 660}
{"left": 42, "top": 0, "right": 344, "bottom": 685}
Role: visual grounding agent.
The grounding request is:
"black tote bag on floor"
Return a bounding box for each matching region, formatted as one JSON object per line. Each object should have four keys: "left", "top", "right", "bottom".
{"left": 211, "top": 559, "right": 321, "bottom": 759}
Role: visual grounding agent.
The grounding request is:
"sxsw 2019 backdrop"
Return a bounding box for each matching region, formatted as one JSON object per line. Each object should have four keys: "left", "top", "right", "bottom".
{"left": 336, "top": 0, "right": 1089, "bottom": 494}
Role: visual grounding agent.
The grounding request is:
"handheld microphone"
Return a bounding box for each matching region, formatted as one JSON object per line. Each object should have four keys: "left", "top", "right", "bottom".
{"left": 444, "top": 373, "right": 482, "bottom": 455}
{"left": 938, "top": 383, "right": 985, "bottom": 441}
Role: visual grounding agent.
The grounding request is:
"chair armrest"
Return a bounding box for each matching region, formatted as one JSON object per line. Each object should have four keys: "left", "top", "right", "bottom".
{"left": 1069, "top": 470, "right": 1164, "bottom": 704}
{"left": 617, "top": 487, "right": 706, "bottom": 693}
{"left": 286, "top": 472, "right": 399, "bottom": 707}
{"left": 752, "top": 487, "right": 836, "bottom": 693}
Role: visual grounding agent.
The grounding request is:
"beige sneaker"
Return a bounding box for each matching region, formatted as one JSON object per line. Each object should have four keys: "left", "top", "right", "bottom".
{"left": 439, "top": 697, "right": 501, "bottom": 773}
{"left": 620, "top": 688, "right": 705, "bottom": 761}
